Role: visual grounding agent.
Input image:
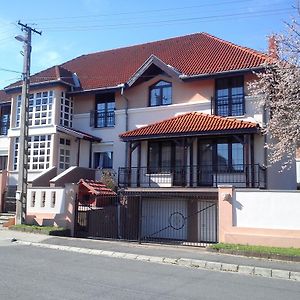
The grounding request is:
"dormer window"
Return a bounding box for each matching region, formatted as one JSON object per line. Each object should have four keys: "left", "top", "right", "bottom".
{"left": 149, "top": 80, "right": 172, "bottom": 107}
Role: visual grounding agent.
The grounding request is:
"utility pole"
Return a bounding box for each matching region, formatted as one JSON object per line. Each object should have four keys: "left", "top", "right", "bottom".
{"left": 15, "top": 21, "right": 41, "bottom": 225}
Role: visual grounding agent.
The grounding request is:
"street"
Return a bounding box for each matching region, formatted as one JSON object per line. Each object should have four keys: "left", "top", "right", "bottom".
{"left": 0, "top": 241, "right": 299, "bottom": 300}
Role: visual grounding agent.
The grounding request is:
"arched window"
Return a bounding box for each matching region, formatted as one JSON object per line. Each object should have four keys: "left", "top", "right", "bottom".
{"left": 149, "top": 80, "right": 172, "bottom": 107}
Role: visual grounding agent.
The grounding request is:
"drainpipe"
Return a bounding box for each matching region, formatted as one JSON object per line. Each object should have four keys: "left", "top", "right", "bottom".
{"left": 121, "top": 86, "right": 129, "bottom": 167}
{"left": 262, "top": 104, "right": 268, "bottom": 188}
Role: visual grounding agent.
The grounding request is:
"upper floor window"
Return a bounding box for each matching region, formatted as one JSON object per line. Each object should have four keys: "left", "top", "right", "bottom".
{"left": 59, "top": 138, "right": 71, "bottom": 170}
{"left": 16, "top": 91, "right": 53, "bottom": 127}
{"left": 215, "top": 76, "right": 244, "bottom": 116}
{"left": 91, "top": 93, "right": 115, "bottom": 128}
{"left": 149, "top": 80, "right": 172, "bottom": 107}
{"left": 0, "top": 104, "right": 10, "bottom": 135}
{"left": 60, "top": 92, "right": 73, "bottom": 128}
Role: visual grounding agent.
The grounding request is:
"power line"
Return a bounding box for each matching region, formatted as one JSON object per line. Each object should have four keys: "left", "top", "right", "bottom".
{"left": 40, "top": 7, "right": 293, "bottom": 32}
{"left": 26, "top": 0, "right": 254, "bottom": 22}
{"left": 0, "top": 67, "right": 22, "bottom": 74}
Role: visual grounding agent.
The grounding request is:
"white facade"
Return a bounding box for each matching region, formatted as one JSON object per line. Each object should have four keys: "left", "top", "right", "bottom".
{"left": 233, "top": 189, "right": 300, "bottom": 230}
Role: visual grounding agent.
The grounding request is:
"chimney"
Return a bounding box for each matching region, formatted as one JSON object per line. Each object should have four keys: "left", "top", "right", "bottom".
{"left": 268, "top": 35, "right": 278, "bottom": 59}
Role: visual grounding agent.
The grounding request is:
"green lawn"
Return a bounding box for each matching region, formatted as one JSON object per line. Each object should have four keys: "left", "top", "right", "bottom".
{"left": 210, "top": 243, "right": 300, "bottom": 257}
{"left": 10, "top": 224, "right": 70, "bottom": 236}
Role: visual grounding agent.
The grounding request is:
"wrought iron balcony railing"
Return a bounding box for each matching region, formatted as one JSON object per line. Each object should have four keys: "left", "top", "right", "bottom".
{"left": 118, "top": 164, "right": 266, "bottom": 189}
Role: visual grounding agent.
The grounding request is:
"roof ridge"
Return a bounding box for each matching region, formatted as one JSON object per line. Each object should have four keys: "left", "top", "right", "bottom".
{"left": 202, "top": 32, "right": 269, "bottom": 60}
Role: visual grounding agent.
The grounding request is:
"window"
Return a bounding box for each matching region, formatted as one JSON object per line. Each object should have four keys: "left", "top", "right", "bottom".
{"left": 0, "top": 104, "right": 10, "bottom": 135}
{"left": 0, "top": 156, "right": 7, "bottom": 170}
{"left": 16, "top": 91, "right": 53, "bottom": 127}
{"left": 216, "top": 139, "right": 244, "bottom": 172}
{"left": 149, "top": 80, "right": 172, "bottom": 107}
{"left": 59, "top": 138, "right": 71, "bottom": 169}
{"left": 94, "top": 152, "right": 113, "bottom": 169}
{"left": 13, "top": 135, "right": 51, "bottom": 170}
{"left": 148, "top": 141, "right": 185, "bottom": 173}
{"left": 215, "top": 76, "right": 244, "bottom": 116}
{"left": 60, "top": 92, "right": 73, "bottom": 127}
{"left": 92, "top": 93, "right": 115, "bottom": 128}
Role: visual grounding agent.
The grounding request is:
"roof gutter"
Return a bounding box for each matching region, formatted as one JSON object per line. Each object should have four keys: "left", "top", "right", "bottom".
{"left": 67, "top": 83, "right": 125, "bottom": 95}
{"left": 179, "top": 66, "right": 265, "bottom": 81}
{"left": 4, "top": 79, "right": 76, "bottom": 92}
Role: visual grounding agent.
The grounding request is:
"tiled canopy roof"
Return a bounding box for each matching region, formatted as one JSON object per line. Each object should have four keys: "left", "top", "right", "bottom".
{"left": 6, "top": 33, "right": 268, "bottom": 91}
{"left": 78, "top": 179, "right": 116, "bottom": 196}
{"left": 120, "top": 112, "right": 260, "bottom": 141}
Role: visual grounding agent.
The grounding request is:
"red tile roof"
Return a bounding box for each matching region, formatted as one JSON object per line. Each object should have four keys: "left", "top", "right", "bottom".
{"left": 6, "top": 33, "right": 269, "bottom": 91}
{"left": 78, "top": 179, "right": 116, "bottom": 196}
{"left": 120, "top": 112, "right": 260, "bottom": 140}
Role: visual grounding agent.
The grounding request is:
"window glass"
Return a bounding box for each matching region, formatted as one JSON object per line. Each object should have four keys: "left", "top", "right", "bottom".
{"left": 149, "top": 81, "right": 172, "bottom": 107}
{"left": 232, "top": 143, "right": 244, "bottom": 171}
{"left": 94, "top": 93, "right": 115, "bottom": 128}
{"left": 216, "top": 76, "right": 244, "bottom": 116}
{"left": 94, "top": 152, "right": 113, "bottom": 169}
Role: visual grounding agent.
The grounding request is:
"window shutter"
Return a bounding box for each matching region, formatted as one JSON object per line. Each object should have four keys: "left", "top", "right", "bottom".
{"left": 90, "top": 110, "right": 95, "bottom": 127}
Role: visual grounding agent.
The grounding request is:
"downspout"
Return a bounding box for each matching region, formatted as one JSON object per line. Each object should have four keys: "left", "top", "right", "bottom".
{"left": 262, "top": 104, "right": 268, "bottom": 188}
{"left": 121, "top": 86, "right": 129, "bottom": 167}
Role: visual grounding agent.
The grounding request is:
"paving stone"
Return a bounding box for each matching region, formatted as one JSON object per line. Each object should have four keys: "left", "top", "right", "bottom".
{"left": 148, "top": 256, "right": 164, "bottom": 263}
{"left": 254, "top": 267, "right": 272, "bottom": 278}
{"left": 111, "top": 252, "right": 126, "bottom": 258}
{"left": 190, "top": 259, "right": 206, "bottom": 268}
{"left": 123, "top": 253, "right": 138, "bottom": 260}
{"left": 271, "top": 269, "right": 291, "bottom": 280}
{"left": 290, "top": 271, "right": 300, "bottom": 281}
{"left": 100, "top": 250, "right": 114, "bottom": 256}
{"left": 205, "top": 261, "right": 222, "bottom": 271}
{"left": 221, "top": 263, "right": 238, "bottom": 272}
{"left": 163, "top": 257, "right": 178, "bottom": 264}
{"left": 136, "top": 255, "right": 150, "bottom": 262}
{"left": 238, "top": 265, "right": 254, "bottom": 275}
{"left": 177, "top": 258, "right": 192, "bottom": 267}
{"left": 89, "top": 249, "right": 103, "bottom": 256}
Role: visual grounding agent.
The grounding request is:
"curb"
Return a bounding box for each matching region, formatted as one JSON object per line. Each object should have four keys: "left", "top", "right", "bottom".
{"left": 15, "top": 240, "right": 300, "bottom": 282}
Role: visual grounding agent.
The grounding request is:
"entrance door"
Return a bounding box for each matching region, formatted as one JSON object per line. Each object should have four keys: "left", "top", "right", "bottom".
{"left": 198, "top": 141, "right": 214, "bottom": 186}
{"left": 173, "top": 143, "right": 185, "bottom": 186}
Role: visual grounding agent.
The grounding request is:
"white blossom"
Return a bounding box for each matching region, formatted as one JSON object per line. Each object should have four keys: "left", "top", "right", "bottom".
{"left": 249, "top": 14, "right": 300, "bottom": 169}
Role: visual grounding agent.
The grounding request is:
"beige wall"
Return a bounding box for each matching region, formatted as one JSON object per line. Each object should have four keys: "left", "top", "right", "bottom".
{"left": 72, "top": 72, "right": 258, "bottom": 114}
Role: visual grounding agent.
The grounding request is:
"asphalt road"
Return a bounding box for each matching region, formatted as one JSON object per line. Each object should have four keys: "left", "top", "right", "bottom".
{"left": 1, "top": 242, "right": 300, "bottom": 300}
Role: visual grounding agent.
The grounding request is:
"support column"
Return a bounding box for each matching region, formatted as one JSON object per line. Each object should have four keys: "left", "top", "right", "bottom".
{"left": 218, "top": 185, "right": 234, "bottom": 243}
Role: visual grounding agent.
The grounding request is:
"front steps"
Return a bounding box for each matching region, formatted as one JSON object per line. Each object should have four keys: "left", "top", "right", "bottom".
{"left": 0, "top": 213, "right": 15, "bottom": 227}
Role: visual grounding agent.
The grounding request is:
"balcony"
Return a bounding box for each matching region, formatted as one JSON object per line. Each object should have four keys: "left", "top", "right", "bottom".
{"left": 118, "top": 164, "right": 266, "bottom": 189}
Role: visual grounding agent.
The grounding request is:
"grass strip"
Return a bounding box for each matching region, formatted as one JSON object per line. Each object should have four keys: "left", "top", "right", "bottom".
{"left": 210, "top": 243, "right": 300, "bottom": 257}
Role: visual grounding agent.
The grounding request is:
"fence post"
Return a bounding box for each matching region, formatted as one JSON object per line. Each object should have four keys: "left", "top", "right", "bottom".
{"left": 138, "top": 193, "right": 142, "bottom": 244}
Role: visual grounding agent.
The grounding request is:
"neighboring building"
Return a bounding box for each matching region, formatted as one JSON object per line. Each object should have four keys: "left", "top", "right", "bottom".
{"left": 0, "top": 32, "right": 297, "bottom": 216}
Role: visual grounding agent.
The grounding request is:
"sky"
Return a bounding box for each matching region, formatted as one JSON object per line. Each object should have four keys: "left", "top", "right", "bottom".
{"left": 0, "top": 0, "right": 297, "bottom": 89}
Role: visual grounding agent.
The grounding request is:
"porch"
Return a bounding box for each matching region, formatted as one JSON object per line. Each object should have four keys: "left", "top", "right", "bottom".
{"left": 119, "top": 112, "right": 265, "bottom": 189}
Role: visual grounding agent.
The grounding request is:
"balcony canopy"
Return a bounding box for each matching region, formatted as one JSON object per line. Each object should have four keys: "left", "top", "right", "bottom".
{"left": 120, "top": 112, "right": 260, "bottom": 141}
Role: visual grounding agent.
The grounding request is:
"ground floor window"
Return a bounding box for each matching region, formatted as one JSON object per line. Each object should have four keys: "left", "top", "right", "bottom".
{"left": 94, "top": 152, "right": 113, "bottom": 169}
{"left": 13, "top": 135, "right": 51, "bottom": 170}
{"left": 198, "top": 137, "right": 244, "bottom": 172}
{"left": 0, "top": 156, "right": 7, "bottom": 170}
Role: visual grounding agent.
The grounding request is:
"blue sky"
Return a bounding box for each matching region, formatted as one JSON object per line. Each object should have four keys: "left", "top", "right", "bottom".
{"left": 0, "top": 0, "right": 296, "bottom": 89}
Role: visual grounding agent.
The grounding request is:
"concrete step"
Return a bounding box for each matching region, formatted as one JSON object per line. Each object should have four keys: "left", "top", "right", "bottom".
{"left": 0, "top": 213, "right": 16, "bottom": 225}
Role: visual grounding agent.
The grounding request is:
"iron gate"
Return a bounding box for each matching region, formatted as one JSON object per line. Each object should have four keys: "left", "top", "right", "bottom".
{"left": 75, "top": 191, "right": 218, "bottom": 246}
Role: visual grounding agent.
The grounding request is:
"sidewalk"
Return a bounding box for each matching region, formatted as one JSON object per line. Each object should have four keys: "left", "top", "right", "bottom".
{"left": 1, "top": 227, "right": 300, "bottom": 281}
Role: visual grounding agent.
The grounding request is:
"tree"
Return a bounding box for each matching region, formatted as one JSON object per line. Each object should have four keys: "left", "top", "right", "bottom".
{"left": 250, "top": 11, "right": 300, "bottom": 169}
